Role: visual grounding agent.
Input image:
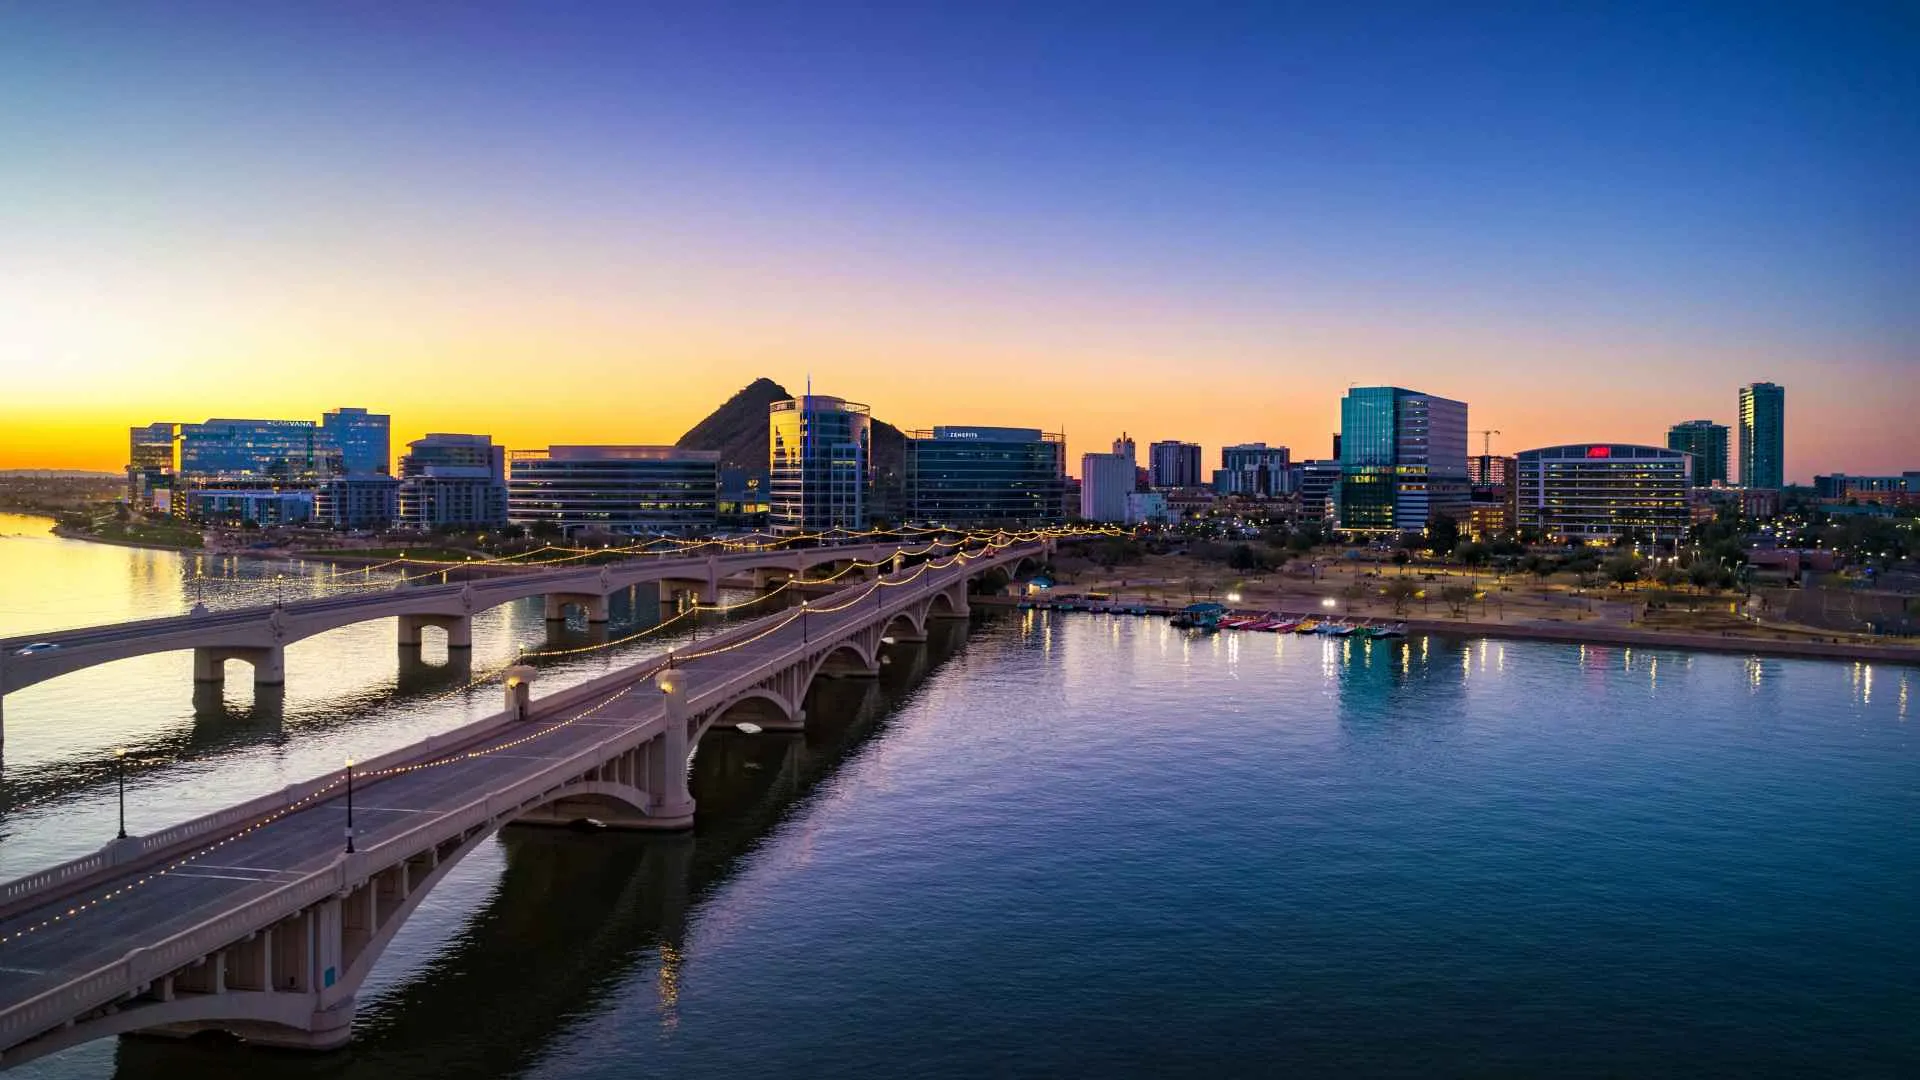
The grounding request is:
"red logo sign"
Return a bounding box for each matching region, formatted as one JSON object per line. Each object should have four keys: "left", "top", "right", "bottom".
{"left": 1586, "top": 446, "right": 1612, "bottom": 458}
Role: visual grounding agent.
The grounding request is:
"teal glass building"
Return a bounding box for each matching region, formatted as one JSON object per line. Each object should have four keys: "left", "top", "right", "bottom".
{"left": 1336, "top": 387, "right": 1470, "bottom": 535}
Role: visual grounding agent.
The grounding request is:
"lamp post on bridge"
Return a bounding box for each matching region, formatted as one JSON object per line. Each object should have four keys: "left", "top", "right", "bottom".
{"left": 114, "top": 747, "right": 128, "bottom": 839}
{"left": 344, "top": 757, "right": 356, "bottom": 854}
{"left": 801, "top": 598, "right": 810, "bottom": 643}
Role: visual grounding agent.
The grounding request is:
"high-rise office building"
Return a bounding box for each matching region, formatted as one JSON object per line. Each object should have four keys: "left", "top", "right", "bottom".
{"left": 1515, "top": 444, "right": 1692, "bottom": 543}
{"left": 905, "top": 426, "right": 1066, "bottom": 527}
{"left": 1336, "top": 386, "right": 1470, "bottom": 534}
{"left": 126, "top": 423, "right": 178, "bottom": 510}
{"left": 1147, "top": 440, "right": 1203, "bottom": 489}
{"left": 769, "top": 395, "right": 871, "bottom": 533}
{"left": 509, "top": 446, "right": 719, "bottom": 536}
{"left": 322, "top": 407, "right": 392, "bottom": 476}
{"left": 397, "top": 434, "right": 509, "bottom": 530}
{"left": 1079, "top": 453, "right": 1135, "bottom": 522}
{"left": 1216, "top": 443, "right": 1291, "bottom": 496}
{"left": 1738, "top": 382, "right": 1785, "bottom": 489}
{"left": 1667, "top": 420, "right": 1728, "bottom": 488}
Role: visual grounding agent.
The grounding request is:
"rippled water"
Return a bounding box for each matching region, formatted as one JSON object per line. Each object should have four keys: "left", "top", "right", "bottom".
{"left": 5, "top": 517, "right": 1917, "bottom": 1077}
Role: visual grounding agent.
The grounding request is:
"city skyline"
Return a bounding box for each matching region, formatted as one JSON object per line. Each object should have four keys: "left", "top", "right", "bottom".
{"left": 4, "top": 3, "right": 1915, "bottom": 479}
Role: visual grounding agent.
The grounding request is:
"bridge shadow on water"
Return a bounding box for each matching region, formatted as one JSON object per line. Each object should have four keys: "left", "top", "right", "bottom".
{"left": 96, "top": 618, "right": 975, "bottom": 1080}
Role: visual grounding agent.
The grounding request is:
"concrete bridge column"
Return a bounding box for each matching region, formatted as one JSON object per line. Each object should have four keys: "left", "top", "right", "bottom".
{"left": 193, "top": 645, "right": 286, "bottom": 687}
{"left": 504, "top": 665, "right": 536, "bottom": 721}
{"left": 650, "top": 671, "right": 697, "bottom": 828}
{"left": 396, "top": 614, "right": 473, "bottom": 649}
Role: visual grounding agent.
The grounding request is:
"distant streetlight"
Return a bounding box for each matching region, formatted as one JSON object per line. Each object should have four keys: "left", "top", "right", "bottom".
{"left": 344, "top": 757, "right": 356, "bottom": 854}
{"left": 114, "top": 748, "right": 128, "bottom": 839}
{"left": 801, "top": 599, "right": 811, "bottom": 643}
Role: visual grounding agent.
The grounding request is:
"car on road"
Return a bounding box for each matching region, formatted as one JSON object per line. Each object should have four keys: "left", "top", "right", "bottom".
{"left": 12, "top": 642, "right": 59, "bottom": 656}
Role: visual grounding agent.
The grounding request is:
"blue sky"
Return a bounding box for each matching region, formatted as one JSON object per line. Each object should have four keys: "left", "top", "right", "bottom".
{"left": 2, "top": 1, "right": 1914, "bottom": 475}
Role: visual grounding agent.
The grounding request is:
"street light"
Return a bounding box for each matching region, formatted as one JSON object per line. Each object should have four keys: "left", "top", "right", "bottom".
{"left": 801, "top": 599, "right": 810, "bottom": 643}
{"left": 344, "top": 757, "right": 356, "bottom": 854}
{"left": 114, "top": 748, "right": 128, "bottom": 839}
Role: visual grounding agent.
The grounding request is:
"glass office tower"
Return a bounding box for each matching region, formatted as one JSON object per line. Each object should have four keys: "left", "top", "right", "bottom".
{"left": 1666, "top": 420, "right": 1728, "bottom": 488}
{"left": 1738, "top": 382, "right": 1785, "bottom": 489}
{"left": 1337, "top": 387, "right": 1470, "bottom": 535}
{"left": 769, "top": 396, "right": 871, "bottom": 533}
{"left": 322, "top": 407, "right": 392, "bottom": 475}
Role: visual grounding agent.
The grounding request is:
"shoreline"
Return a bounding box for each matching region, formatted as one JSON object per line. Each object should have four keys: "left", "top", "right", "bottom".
{"left": 976, "top": 596, "right": 1920, "bottom": 667}
{"left": 47, "top": 523, "right": 203, "bottom": 555}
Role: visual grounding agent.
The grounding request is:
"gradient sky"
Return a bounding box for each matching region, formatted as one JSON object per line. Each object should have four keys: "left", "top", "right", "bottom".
{"left": 2, "top": 1, "right": 1915, "bottom": 481}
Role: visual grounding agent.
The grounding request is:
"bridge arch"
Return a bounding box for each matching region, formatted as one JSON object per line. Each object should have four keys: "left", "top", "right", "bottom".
{"left": 0, "top": 778, "right": 662, "bottom": 1066}
{"left": 699, "top": 688, "right": 801, "bottom": 735}
{"left": 806, "top": 640, "right": 878, "bottom": 688}
{"left": 880, "top": 608, "right": 926, "bottom": 643}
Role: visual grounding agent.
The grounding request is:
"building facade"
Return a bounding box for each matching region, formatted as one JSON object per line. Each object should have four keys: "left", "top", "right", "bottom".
{"left": 322, "top": 407, "right": 392, "bottom": 476}
{"left": 1738, "top": 382, "right": 1785, "bottom": 489}
{"left": 508, "top": 446, "right": 719, "bottom": 536}
{"left": 315, "top": 475, "right": 400, "bottom": 530}
{"left": 1297, "top": 460, "right": 1340, "bottom": 522}
{"left": 126, "top": 423, "right": 178, "bottom": 510}
{"left": 769, "top": 396, "right": 871, "bottom": 533}
{"left": 904, "top": 426, "right": 1066, "bottom": 527}
{"left": 174, "top": 419, "right": 340, "bottom": 481}
{"left": 397, "top": 434, "right": 509, "bottom": 530}
{"left": 1667, "top": 420, "right": 1729, "bottom": 488}
{"left": 1147, "top": 440, "right": 1203, "bottom": 489}
{"left": 1467, "top": 455, "right": 1517, "bottom": 540}
{"left": 1515, "top": 443, "right": 1691, "bottom": 543}
{"left": 1336, "top": 386, "right": 1470, "bottom": 535}
{"left": 1217, "top": 443, "right": 1291, "bottom": 497}
{"left": 1125, "top": 491, "right": 1170, "bottom": 525}
{"left": 1079, "top": 452, "right": 1135, "bottom": 523}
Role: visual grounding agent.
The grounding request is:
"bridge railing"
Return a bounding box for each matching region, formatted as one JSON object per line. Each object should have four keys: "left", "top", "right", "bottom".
{"left": 0, "top": 541, "right": 1040, "bottom": 1056}
{"left": 0, "top": 545, "right": 943, "bottom": 918}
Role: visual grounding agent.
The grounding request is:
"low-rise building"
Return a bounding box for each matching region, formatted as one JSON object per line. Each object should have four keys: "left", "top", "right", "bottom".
{"left": 1126, "top": 491, "right": 1171, "bottom": 525}
{"left": 316, "top": 474, "right": 400, "bottom": 530}
{"left": 508, "top": 446, "right": 719, "bottom": 537}
{"left": 904, "top": 426, "right": 1066, "bottom": 527}
{"left": 1515, "top": 443, "right": 1691, "bottom": 543}
{"left": 398, "top": 434, "right": 509, "bottom": 531}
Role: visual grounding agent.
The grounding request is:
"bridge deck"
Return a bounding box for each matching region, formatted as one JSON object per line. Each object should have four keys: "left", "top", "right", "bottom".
{"left": 0, "top": 560, "right": 935, "bottom": 1011}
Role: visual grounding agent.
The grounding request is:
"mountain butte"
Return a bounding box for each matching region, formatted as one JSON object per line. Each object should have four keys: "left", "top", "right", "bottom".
{"left": 675, "top": 377, "right": 906, "bottom": 481}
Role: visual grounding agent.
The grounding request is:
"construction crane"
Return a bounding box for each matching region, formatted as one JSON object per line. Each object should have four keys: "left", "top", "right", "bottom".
{"left": 1478, "top": 429, "right": 1502, "bottom": 457}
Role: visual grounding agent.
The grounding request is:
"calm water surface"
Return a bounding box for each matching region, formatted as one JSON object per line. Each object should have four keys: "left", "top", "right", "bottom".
{"left": 4, "top": 514, "right": 1916, "bottom": 1078}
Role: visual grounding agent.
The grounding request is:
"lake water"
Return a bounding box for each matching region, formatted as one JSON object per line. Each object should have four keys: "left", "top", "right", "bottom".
{"left": 3, "top": 514, "right": 1916, "bottom": 1077}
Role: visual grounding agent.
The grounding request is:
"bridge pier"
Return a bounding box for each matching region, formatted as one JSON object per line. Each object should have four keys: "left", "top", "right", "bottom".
{"left": 648, "top": 670, "right": 698, "bottom": 829}
{"left": 544, "top": 592, "right": 610, "bottom": 623}
{"left": 193, "top": 645, "right": 286, "bottom": 687}
{"left": 395, "top": 614, "right": 473, "bottom": 649}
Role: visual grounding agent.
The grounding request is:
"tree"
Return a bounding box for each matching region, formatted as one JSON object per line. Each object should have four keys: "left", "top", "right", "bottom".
{"left": 1426, "top": 515, "right": 1461, "bottom": 556}
{"left": 1456, "top": 542, "right": 1490, "bottom": 568}
{"left": 1340, "top": 580, "right": 1367, "bottom": 614}
{"left": 1228, "top": 543, "right": 1260, "bottom": 571}
{"left": 1603, "top": 554, "right": 1642, "bottom": 589}
{"left": 1440, "top": 584, "right": 1474, "bottom": 618}
{"left": 1384, "top": 579, "right": 1420, "bottom": 615}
